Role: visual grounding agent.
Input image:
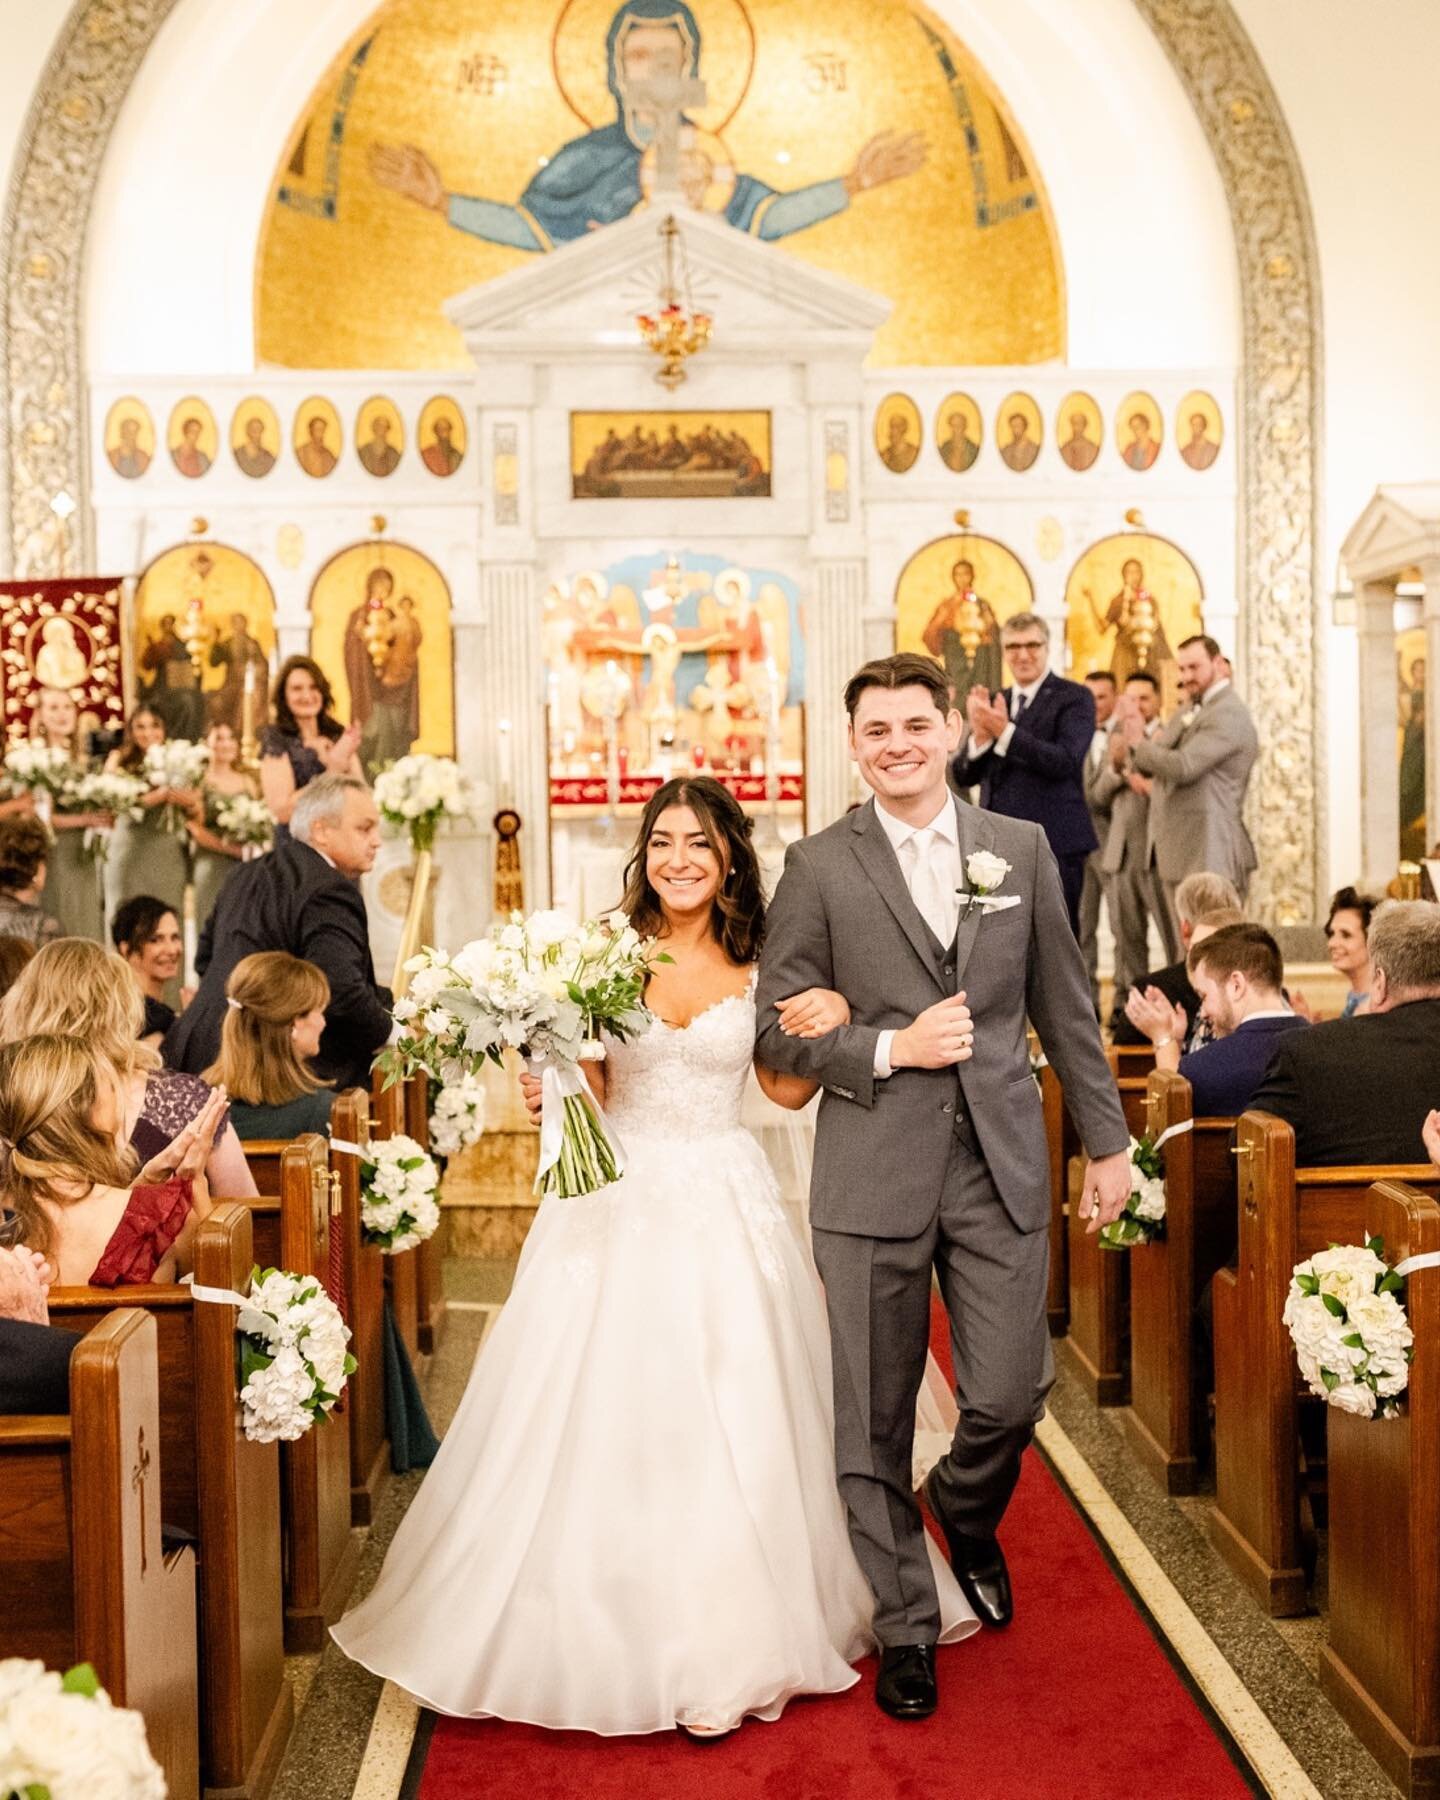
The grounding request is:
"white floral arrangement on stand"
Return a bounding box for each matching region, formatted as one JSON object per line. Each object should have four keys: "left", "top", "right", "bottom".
{"left": 384, "top": 908, "right": 664, "bottom": 1199}
{"left": 373, "top": 753, "right": 480, "bottom": 854}
{"left": 1, "top": 742, "right": 74, "bottom": 798}
{"left": 139, "top": 740, "right": 210, "bottom": 834}
{"left": 54, "top": 769, "right": 146, "bottom": 862}
{"left": 0, "top": 1658, "right": 165, "bottom": 1799}
{"left": 212, "top": 790, "right": 274, "bottom": 854}
{"left": 235, "top": 1266, "right": 355, "bottom": 1443}
{"left": 429, "top": 1074, "right": 487, "bottom": 1159}
{"left": 358, "top": 1136, "right": 441, "bottom": 1252}
{"left": 1283, "top": 1238, "right": 1415, "bottom": 1419}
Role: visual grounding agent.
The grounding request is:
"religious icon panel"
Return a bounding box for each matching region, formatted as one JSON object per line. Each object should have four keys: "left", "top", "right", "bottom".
{"left": 0, "top": 580, "right": 124, "bottom": 744}
{"left": 874, "top": 394, "right": 921, "bottom": 474}
{"left": 1055, "top": 391, "right": 1102, "bottom": 472}
{"left": 293, "top": 396, "right": 343, "bottom": 479}
{"left": 356, "top": 395, "right": 405, "bottom": 478}
{"left": 1065, "top": 533, "right": 1203, "bottom": 711}
{"left": 571, "top": 410, "right": 771, "bottom": 498}
{"left": 230, "top": 396, "right": 282, "bottom": 479}
{"left": 1398, "top": 625, "right": 1426, "bottom": 862}
{"left": 1116, "top": 390, "right": 1163, "bottom": 472}
{"left": 934, "top": 393, "right": 981, "bottom": 473}
{"left": 894, "top": 533, "right": 1034, "bottom": 712}
{"left": 167, "top": 397, "right": 218, "bottom": 480}
{"left": 309, "top": 542, "right": 454, "bottom": 779}
{"left": 995, "top": 392, "right": 1042, "bottom": 472}
{"left": 133, "top": 544, "right": 276, "bottom": 751}
{"left": 419, "top": 395, "right": 467, "bottom": 477}
{"left": 1176, "top": 390, "right": 1222, "bottom": 471}
{"left": 104, "top": 397, "right": 155, "bottom": 480}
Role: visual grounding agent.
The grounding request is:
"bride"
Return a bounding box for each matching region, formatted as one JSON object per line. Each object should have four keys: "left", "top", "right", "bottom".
{"left": 331, "top": 776, "right": 976, "bottom": 1736}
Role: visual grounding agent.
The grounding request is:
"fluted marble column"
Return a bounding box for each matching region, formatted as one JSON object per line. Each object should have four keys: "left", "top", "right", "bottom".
{"left": 806, "top": 559, "right": 867, "bottom": 831}
{"left": 1355, "top": 578, "right": 1401, "bottom": 890}
{"left": 1422, "top": 558, "right": 1440, "bottom": 865}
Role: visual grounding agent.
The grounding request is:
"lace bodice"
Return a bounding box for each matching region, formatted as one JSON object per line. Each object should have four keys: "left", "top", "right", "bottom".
{"left": 602, "top": 980, "right": 756, "bottom": 1142}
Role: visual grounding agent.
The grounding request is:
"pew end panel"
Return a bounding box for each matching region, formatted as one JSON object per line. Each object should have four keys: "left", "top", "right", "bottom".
{"left": 241, "top": 1143, "right": 286, "bottom": 1198}
{"left": 1039, "top": 1063, "right": 1076, "bottom": 1338}
{"left": 333, "top": 1087, "right": 389, "bottom": 1525}
{"left": 1059, "top": 1059, "right": 1143, "bottom": 1407}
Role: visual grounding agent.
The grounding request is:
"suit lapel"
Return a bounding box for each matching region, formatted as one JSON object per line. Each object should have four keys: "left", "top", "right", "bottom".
{"left": 849, "top": 801, "right": 947, "bottom": 994}
{"left": 951, "top": 797, "right": 994, "bottom": 992}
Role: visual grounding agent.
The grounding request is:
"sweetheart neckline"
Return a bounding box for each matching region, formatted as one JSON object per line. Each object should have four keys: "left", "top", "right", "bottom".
{"left": 651, "top": 975, "right": 757, "bottom": 1035}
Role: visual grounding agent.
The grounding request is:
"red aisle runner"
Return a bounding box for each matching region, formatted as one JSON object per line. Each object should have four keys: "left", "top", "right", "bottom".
{"left": 417, "top": 1310, "right": 1255, "bottom": 1800}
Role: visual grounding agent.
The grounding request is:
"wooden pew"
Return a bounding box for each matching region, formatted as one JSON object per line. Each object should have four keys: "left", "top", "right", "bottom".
{"left": 1209, "top": 1113, "right": 1440, "bottom": 1616}
{"left": 0, "top": 1310, "right": 201, "bottom": 1800}
{"left": 1111, "top": 1043, "right": 1157, "bottom": 1080}
{"left": 403, "top": 1070, "right": 447, "bottom": 1357}
{"left": 241, "top": 1141, "right": 285, "bottom": 1198}
{"left": 47, "top": 1204, "right": 292, "bottom": 1800}
{"left": 1321, "top": 1181, "right": 1440, "bottom": 1799}
{"left": 332, "top": 1087, "right": 390, "bottom": 1525}
{"left": 1039, "top": 1062, "right": 1077, "bottom": 1337}
{"left": 1122, "top": 1072, "right": 1237, "bottom": 1494}
{"left": 372, "top": 1070, "right": 422, "bottom": 1367}
{"left": 1060, "top": 1052, "right": 1145, "bottom": 1405}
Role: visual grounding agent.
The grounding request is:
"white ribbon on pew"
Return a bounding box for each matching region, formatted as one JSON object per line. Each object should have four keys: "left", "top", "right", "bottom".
{"left": 1151, "top": 1118, "right": 1194, "bottom": 1153}
{"left": 187, "top": 1282, "right": 252, "bottom": 1310}
{"left": 329, "top": 1138, "right": 365, "bottom": 1159}
{"left": 1394, "top": 1250, "right": 1440, "bottom": 1277}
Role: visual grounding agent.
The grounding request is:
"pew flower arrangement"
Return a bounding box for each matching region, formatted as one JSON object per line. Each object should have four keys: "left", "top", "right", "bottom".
{"left": 1098, "top": 1133, "right": 1168, "bottom": 1249}
{"left": 429, "top": 1074, "right": 487, "bottom": 1159}
{"left": 358, "top": 1136, "right": 441, "bottom": 1252}
{"left": 0, "top": 1658, "right": 165, "bottom": 1799}
{"left": 1283, "top": 1238, "right": 1413, "bottom": 1419}
{"left": 373, "top": 753, "right": 480, "bottom": 854}
{"left": 384, "top": 908, "right": 664, "bottom": 1199}
{"left": 236, "top": 1267, "right": 356, "bottom": 1443}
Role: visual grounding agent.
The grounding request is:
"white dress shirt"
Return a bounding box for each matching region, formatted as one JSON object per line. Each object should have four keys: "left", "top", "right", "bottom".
{"left": 871, "top": 796, "right": 962, "bottom": 1080}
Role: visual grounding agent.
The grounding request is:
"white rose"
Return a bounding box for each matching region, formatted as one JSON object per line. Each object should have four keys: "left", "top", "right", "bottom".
{"left": 1133, "top": 1176, "right": 1167, "bottom": 1222}
{"left": 1327, "top": 1381, "right": 1377, "bottom": 1419}
{"left": 525, "top": 908, "right": 577, "bottom": 952}
{"left": 498, "top": 923, "right": 525, "bottom": 952}
{"left": 606, "top": 909, "right": 630, "bottom": 934}
{"left": 966, "top": 850, "right": 1011, "bottom": 893}
{"left": 1345, "top": 1289, "right": 1413, "bottom": 1362}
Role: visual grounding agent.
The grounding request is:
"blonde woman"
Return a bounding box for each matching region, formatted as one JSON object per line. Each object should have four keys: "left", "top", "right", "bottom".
{"left": 0, "top": 938, "right": 257, "bottom": 1199}
{"left": 32, "top": 685, "right": 106, "bottom": 942}
{"left": 0, "top": 1034, "right": 226, "bottom": 1287}
{"left": 204, "top": 952, "right": 334, "bottom": 1139}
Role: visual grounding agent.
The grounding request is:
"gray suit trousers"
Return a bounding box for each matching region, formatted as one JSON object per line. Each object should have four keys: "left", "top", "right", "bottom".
{"left": 1078, "top": 852, "right": 1107, "bottom": 1010}
{"left": 1113, "top": 861, "right": 1178, "bottom": 998}
{"left": 811, "top": 1123, "right": 1054, "bottom": 1647}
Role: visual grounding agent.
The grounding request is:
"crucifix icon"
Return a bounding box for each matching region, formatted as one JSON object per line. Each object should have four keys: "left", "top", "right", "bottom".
{"left": 626, "top": 71, "right": 707, "bottom": 198}
{"left": 131, "top": 1426, "right": 152, "bottom": 1576}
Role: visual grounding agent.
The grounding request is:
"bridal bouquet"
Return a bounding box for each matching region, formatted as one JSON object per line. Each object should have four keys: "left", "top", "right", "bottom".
{"left": 429, "top": 1074, "right": 487, "bottom": 1159}
{"left": 373, "top": 753, "right": 480, "bottom": 854}
{"left": 211, "top": 789, "right": 274, "bottom": 853}
{"left": 0, "top": 1659, "right": 165, "bottom": 1800}
{"left": 140, "top": 739, "right": 210, "bottom": 833}
{"left": 236, "top": 1266, "right": 355, "bottom": 1442}
{"left": 358, "top": 1135, "right": 441, "bottom": 1252}
{"left": 1283, "top": 1238, "right": 1413, "bottom": 1419}
{"left": 1098, "top": 1133, "right": 1168, "bottom": 1248}
{"left": 1, "top": 741, "right": 73, "bottom": 798}
{"left": 386, "top": 908, "right": 662, "bottom": 1199}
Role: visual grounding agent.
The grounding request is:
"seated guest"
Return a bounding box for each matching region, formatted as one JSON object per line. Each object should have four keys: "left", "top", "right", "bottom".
{"left": 1250, "top": 900, "right": 1440, "bottom": 1165}
{"left": 1292, "top": 885, "right": 1377, "bottom": 1021}
{"left": 1426, "top": 1109, "right": 1440, "bottom": 1169}
{"left": 0, "top": 939, "right": 256, "bottom": 1198}
{"left": 1123, "top": 922, "right": 1307, "bottom": 1116}
{"left": 0, "top": 935, "right": 34, "bottom": 1000}
{"left": 112, "top": 894, "right": 190, "bottom": 1046}
{"left": 0, "top": 1034, "right": 226, "bottom": 1286}
{"left": 205, "top": 952, "right": 335, "bottom": 1139}
{"left": 1111, "top": 869, "right": 1244, "bottom": 1047}
{"left": 0, "top": 1243, "right": 78, "bottom": 1414}
{"left": 166, "top": 775, "right": 391, "bottom": 1093}
{"left": 0, "top": 816, "right": 63, "bottom": 947}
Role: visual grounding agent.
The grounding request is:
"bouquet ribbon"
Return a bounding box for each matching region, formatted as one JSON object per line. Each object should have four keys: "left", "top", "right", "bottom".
{"left": 527, "top": 1055, "right": 628, "bottom": 1191}
{"left": 1151, "top": 1118, "right": 1193, "bottom": 1153}
{"left": 1395, "top": 1250, "right": 1440, "bottom": 1277}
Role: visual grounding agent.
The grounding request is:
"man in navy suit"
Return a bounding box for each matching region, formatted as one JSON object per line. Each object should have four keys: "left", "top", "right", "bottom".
{"left": 950, "top": 612, "right": 1097, "bottom": 932}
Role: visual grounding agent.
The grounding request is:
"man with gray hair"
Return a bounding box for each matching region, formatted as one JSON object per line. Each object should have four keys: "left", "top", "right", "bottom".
{"left": 1249, "top": 899, "right": 1440, "bottom": 1165}
{"left": 165, "top": 773, "right": 392, "bottom": 1089}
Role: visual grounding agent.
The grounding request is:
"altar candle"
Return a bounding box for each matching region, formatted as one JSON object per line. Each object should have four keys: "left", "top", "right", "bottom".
{"left": 497, "top": 717, "right": 514, "bottom": 798}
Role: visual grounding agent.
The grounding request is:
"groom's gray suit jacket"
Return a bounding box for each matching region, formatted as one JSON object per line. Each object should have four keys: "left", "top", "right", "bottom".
{"left": 755, "top": 796, "right": 1128, "bottom": 1238}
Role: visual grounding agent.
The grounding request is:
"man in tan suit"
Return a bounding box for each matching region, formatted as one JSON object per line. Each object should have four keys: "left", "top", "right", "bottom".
{"left": 1091, "top": 670, "right": 1177, "bottom": 1006}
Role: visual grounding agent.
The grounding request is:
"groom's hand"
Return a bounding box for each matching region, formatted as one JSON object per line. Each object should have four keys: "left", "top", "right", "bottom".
{"left": 893, "top": 994, "right": 974, "bottom": 1069}
{"left": 1079, "top": 1152, "right": 1131, "bottom": 1233}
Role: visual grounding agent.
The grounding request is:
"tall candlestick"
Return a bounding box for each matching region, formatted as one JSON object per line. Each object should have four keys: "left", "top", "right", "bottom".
{"left": 497, "top": 717, "right": 514, "bottom": 800}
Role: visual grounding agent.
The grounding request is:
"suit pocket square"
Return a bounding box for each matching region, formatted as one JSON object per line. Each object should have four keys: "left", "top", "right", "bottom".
{"left": 978, "top": 894, "right": 1022, "bottom": 913}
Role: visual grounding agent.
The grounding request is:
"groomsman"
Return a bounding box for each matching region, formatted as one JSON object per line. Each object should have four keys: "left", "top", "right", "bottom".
{"left": 1079, "top": 672, "right": 1119, "bottom": 1010}
{"left": 951, "top": 613, "right": 1098, "bottom": 932}
{"left": 1093, "top": 671, "right": 1177, "bottom": 1008}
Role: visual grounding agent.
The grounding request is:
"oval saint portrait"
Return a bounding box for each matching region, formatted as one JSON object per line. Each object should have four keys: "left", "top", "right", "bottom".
{"left": 104, "top": 397, "right": 155, "bottom": 480}
{"left": 1055, "top": 392, "right": 1102, "bottom": 473}
{"left": 934, "top": 393, "right": 981, "bottom": 473}
{"left": 874, "top": 393, "right": 922, "bottom": 475}
{"left": 230, "top": 396, "right": 281, "bottom": 479}
{"left": 294, "top": 397, "right": 343, "bottom": 479}
{"left": 356, "top": 396, "right": 405, "bottom": 478}
{"left": 418, "top": 395, "right": 467, "bottom": 477}
{"left": 1177, "top": 390, "right": 1223, "bottom": 471}
{"left": 167, "top": 397, "right": 218, "bottom": 480}
{"left": 996, "top": 392, "right": 1042, "bottom": 472}
{"left": 1116, "top": 390, "right": 1163, "bottom": 472}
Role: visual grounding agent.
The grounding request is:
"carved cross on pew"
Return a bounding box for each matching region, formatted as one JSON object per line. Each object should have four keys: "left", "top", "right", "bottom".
{"left": 131, "top": 1425, "right": 151, "bottom": 1576}
{"left": 626, "top": 71, "right": 707, "bottom": 197}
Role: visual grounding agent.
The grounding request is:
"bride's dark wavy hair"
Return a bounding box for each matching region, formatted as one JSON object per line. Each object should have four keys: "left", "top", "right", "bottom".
{"left": 619, "top": 777, "right": 765, "bottom": 966}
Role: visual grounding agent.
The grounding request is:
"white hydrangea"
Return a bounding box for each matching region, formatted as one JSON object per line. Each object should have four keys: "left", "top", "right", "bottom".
{"left": 1284, "top": 1241, "right": 1414, "bottom": 1420}
{"left": 430, "top": 1075, "right": 486, "bottom": 1158}
{"left": 359, "top": 1135, "right": 441, "bottom": 1252}
{"left": 0, "top": 1659, "right": 165, "bottom": 1800}
{"left": 374, "top": 754, "right": 482, "bottom": 848}
{"left": 235, "top": 1267, "right": 354, "bottom": 1443}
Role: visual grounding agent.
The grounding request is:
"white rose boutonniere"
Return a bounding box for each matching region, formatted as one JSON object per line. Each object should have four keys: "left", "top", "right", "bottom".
{"left": 958, "top": 851, "right": 1020, "bottom": 916}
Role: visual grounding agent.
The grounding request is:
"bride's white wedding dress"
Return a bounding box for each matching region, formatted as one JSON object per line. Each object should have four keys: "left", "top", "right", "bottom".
{"left": 332, "top": 976, "right": 976, "bottom": 1734}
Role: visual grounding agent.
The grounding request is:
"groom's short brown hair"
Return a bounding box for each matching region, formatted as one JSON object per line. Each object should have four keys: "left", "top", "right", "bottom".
{"left": 844, "top": 653, "right": 951, "bottom": 720}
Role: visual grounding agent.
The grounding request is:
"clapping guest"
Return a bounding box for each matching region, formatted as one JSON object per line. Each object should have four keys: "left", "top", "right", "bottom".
{"left": 32, "top": 686, "right": 106, "bottom": 942}
{"left": 188, "top": 721, "right": 261, "bottom": 932}
{"left": 1322, "top": 887, "right": 1377, "bottom": 1018}
{"left": 103, "top": 704, "right": 198, "bottom": 929}
{"left": 1111, "top": 870, "right": 1243, "bottom": 1049}
{"left": 0, "top": 817, "right": 62, "bottom": 947}
{"left": 112, "top": 896, "right": 191, "bottom": 1046}
{"left": 0, "top": 1244, "right": 78, "bottom": 1414}
{"left": 1424, "top": 1108, "right": 1440, "bottom": 1169}
{"left": 259, "top": 657, "right": 363, "bottom": 844}
{"left": 204, "top": 952, "right": 335, "bottom": 1139}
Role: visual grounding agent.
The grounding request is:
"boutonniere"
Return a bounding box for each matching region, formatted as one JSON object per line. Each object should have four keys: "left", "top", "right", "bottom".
{"left": 957, "top": 851, "right": 1021, "bottom": 914}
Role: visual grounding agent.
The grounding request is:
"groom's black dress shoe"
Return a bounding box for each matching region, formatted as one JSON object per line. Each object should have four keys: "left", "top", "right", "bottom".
{"left": 875, "top": 1643, "right": 937, "bottom": 1719}
{"left": 924, "top": 1472, "right": 1014, "bottom": 1629}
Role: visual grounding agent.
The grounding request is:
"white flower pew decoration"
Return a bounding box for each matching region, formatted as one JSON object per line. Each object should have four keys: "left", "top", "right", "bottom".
{"left": 1097, "top": 1119, "right": 1193, "bottom": 1249}
{"left": 189, "top": 1264, "right": 355, "bottom": 1443}
{"left": 0, "top": 1659, "right": 166, "bottom": 1800}
{"left": 1283, "top": 1237, "right": 1440, "bottom": 1419}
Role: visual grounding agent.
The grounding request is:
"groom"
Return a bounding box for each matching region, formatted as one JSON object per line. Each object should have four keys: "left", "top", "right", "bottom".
{"left": 755, "top": 653, "right": 1130, "bottom": 1720}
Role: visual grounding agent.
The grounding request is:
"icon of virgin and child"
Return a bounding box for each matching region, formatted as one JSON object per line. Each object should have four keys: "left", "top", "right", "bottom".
{"left": 369, "top": 0, "right": 926, "bottom": 252}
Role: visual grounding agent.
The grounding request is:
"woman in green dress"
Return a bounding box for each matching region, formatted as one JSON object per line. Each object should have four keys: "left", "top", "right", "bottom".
{"left": 32, "top": 685, "right": 107, "bottom": 942}
{"left": 186, "top": 721, "right": 260, "bottom": 935}
{"left": 102, "top": 705, "right": 198, "bottom": 933}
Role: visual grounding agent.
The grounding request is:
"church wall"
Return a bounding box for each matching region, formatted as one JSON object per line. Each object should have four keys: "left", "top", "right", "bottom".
{"left": 0, "top": 2, "right": 66, "bottom": 212}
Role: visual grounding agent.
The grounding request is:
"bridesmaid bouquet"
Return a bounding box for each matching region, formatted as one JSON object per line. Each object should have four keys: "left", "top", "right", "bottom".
{"left": 1, "top": 741, "right": 73, "bottom": 798}
{"left": 373, "top": 753, "right": 480, "bottom": 854}
{"left": 386, "top": 909, "right": 663, "bottom": 1199}
{"left": 211, "top": 790, "right": 274, "bottom": 854}
{"left": 141, "top": 739, "right": 210, "bottom": 833}
{"left": 0, "top": 1659, "right": 165, "bottom": 1799}
{"left": 55, "top": 769, "right": 147, "bottom": 860}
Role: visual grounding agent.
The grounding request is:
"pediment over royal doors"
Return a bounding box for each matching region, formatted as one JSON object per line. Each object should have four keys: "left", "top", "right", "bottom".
{"left": 445, "top": 202, "right": 890, "bottom": 370}
{"left": 1341, "top": 483, "right": 1440, "bottom": 584}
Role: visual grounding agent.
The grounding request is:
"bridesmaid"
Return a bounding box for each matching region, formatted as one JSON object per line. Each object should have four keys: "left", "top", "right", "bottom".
{"left": 259, "top": 656, "right": 363, "bottom": 845}
{"left": 102, "top": 704, "right": 199, "bottom": 933}
{"left": 187, "top": 720, "right": 259, "bottom": 934}
{"left": 31, "top": 686, "right": 107, "bottom": 941}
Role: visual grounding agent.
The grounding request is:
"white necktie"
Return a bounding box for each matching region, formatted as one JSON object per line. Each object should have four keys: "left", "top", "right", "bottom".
{"left": 906, "top": 828, "right": 957, "bottom": 948}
